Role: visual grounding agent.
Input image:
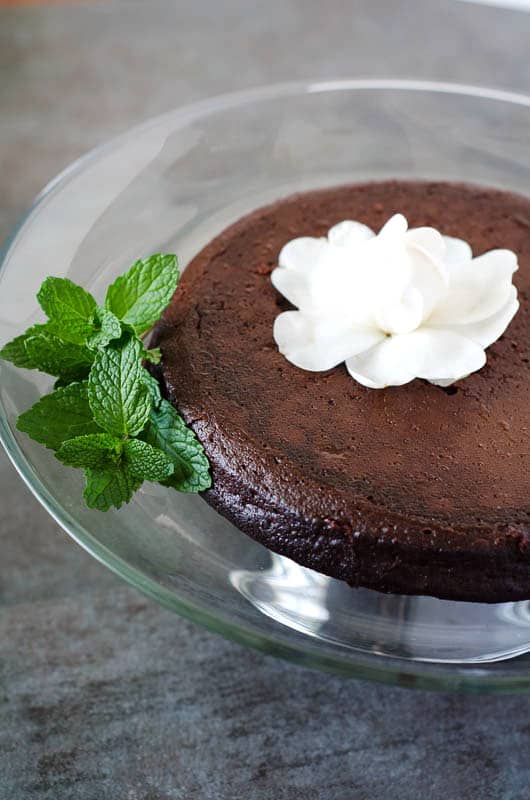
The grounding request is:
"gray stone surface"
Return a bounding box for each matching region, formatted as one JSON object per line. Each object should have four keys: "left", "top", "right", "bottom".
{"left": 2, "top": 586, "right": 530, "bottom": 800}
{"left": 0, "top": 1, "right": 529, "bottom": 798}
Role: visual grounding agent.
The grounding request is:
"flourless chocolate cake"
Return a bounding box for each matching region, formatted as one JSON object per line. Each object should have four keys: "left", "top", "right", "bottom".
{"left": 152, "top": 181, "right": 530, "bottom": 602}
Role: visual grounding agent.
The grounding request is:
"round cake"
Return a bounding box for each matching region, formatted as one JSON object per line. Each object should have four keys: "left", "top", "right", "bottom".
{"left": 152, "top": 181, "right": 530, "bottom": 603}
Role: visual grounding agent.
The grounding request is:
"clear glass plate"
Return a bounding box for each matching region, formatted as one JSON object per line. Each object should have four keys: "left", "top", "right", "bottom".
{"left": 1, "top": 80, "right": 529, "bottom": 693}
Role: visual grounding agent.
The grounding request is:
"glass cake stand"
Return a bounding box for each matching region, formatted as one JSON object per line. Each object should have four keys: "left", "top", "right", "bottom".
{"left": 1, "top": 80, "right": 529, "bottom": 693}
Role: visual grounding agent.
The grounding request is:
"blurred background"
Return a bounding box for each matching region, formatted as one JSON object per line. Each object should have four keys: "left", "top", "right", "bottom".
{"left": 1, "top": 2, "right": 529, "bottom": 799}
{"left": 2, "top": 0, "right": 530, "bottom": 243}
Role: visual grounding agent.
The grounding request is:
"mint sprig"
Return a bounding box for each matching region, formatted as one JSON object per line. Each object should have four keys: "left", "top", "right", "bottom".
{"left": 0, "top": 254, "right": 211, "bottom": 510}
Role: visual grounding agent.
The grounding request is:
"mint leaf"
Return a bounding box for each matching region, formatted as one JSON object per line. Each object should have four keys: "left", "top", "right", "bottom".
{"left": 105, "top": 254, "right": 179, "bottom": 335}
{"left": 1, "top": 323, "right": 93, "bottom": 379}
{"left": 141, "top": 369, "right": 162, "bottom": 409}
{"left": 141, "top": 399, "right": 211, "bottom": 492}
{"left": 88, "top": 335, "right": 151, "bottom": 436}
{"left": 57, "top": 433, "right": 123, "bottom": 468}
{"left": 17, "top": 380, "right": 102, "bottom": 451}
{"left": 84, "top": 464, "right": 142, "bottom": 511}
{"left": 24, "top": 331, "right": 94, "bottom": 381}
{"left": 143, "top": 347, "right": 161, "bottom": 365}
{"left": 87, "top": 307, "right": 122, "bottom": 350}
{"left": 37, "top": 277, "right": 96, "bottom": 344}
{"left": 0, "top": 323, "right": 51, "bottom": 369}
{"left": 123, "top": 438, "right": 174, "bottom": 481}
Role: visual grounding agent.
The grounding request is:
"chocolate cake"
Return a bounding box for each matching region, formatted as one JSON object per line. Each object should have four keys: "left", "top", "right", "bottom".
{"left": 152, "top": 181, "right": 530, "bottom": 603}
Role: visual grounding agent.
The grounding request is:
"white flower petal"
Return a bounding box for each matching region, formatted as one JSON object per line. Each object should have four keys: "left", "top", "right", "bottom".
{"left": 437, "top": 287, "right": 519, "bottom": 349}
{"left": 478, "top": 248, "right": 517, "bottom": 273}
{"left": 275, "top": 238, "right": 357, "bottom": 315}
{"left": 278, "top": 236, "right": 330, "bottom": 274}
{"left": 328, "top": 220, "right": 375, "bottom": 248}
{"left": 407, "top": 227, "right": 447, "bottom": 263}
{"left": 416, "top": 330, "right": 486, "bottom": 382}
{"left": 273, "top": 311, "right": 384, "bottom": 372}
{"left": 443, "top": 235, "right": 472, "bottom": 266}
{"left": 346, "top": 329, "right": 486, "bottom": 388}
{"left": 271, "top": 267, "right": 312, "bottom": 310}
{"left": 346, "top": 337, "right": 419, "bottom": 388}
{"left": 378, "top": 213, "right": 408, "bottom": 238}
{"left": 407, "top": 246, "right": 448, "bottom": 319}
{"left": 429, "top": 377, "right": 457, "bottom": 387}
{"left": 430, "top": 248, "right": 518, "bottom": 326}
{"left": 277, "top": 236, "right": 372, "bottom": 316}
{"left": 344, "top": 354, "right": 383, "bottom": 389}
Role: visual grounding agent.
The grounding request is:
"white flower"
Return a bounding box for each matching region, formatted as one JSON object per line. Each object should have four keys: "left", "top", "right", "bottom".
{"left": 271, "top": 214, "right": 519, "bottom": 388}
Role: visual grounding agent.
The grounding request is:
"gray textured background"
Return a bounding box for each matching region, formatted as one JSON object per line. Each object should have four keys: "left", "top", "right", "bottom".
{"left": 1, "top": 2, "right": 530, "bottom": 798}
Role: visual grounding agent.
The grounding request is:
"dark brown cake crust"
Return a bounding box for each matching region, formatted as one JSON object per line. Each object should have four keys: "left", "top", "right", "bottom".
{"left": 153, "top": 181, "right": 530, "bottom": 603}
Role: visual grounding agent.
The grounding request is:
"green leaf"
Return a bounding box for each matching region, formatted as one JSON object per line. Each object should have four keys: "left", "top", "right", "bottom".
{"left": 1, "top": 323, "right": 94, "bottom": 380}
{"left": 123, "top": 438, "right": 174, "bottom": 481}
{"left": 87, "top": 308, "right": 122, "bottom": 350}
{"left": 24, "top": 332, "right": 94, "bottom": 381}
{"left": 143, "top": 347, "right": 161, "bottom": 365}
{"left": 56, "top": 433, "right": 123, "bottom": 469}
{"left": 0, "top": 323, "right": 52, "bottom": 369}
{"left": 141, "top": 369, "right": 162, "bottom": 409}
{"left": 105, "top": 254, "right": 179, "bottom": 334}
{"left": 141, "top": 399, "right": 211, "bottom": 492}
{"left": 37, "top": 277, "right": 97, "bottom": 344}
{"left": 17, "top": 381, "right": 102, "bottom": 451}
{"left": 88, "top": 335, "right": 151, "bottom": 436}
{"left": 83, "top": 463, "right": 142, "bottom": 511}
